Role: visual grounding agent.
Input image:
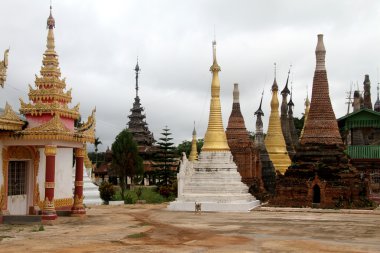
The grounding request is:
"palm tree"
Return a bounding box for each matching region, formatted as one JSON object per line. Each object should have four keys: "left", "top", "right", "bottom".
{"left": 94, "top": 137, "right": 102, "bottom": 166}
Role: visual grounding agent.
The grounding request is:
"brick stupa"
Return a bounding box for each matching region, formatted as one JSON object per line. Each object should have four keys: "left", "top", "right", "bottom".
{"left": 271, "top": 34, "right": 368, "bottom": 208}
{"left": 226, "top": 83, "right": 263, "bottom": 193}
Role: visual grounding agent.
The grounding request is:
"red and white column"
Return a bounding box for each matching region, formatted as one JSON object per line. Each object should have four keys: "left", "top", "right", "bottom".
{"left": 42, "top": 145, "right": 57, "bottom": 220}
{"left": 72, "top": 147, "right": 85, "bottom": 215}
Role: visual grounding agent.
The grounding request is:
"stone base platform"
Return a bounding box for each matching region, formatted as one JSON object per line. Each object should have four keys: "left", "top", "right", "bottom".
{"left": 168, "top": 151, "right": 260, "bottom": 212}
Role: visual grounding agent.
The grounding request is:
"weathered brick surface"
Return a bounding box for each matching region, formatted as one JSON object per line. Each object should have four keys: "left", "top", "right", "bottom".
{"left": 301, "top": 71, "right": 343, "bottom": 145}
{"left": 272, "top": 35, "right": 369, "bottom": 208}
{"left": 226, "top": 102, "right": 264, "bottom": 196}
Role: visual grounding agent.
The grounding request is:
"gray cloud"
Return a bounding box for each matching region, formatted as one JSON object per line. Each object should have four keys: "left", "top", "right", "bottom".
{"left": 1, "top": 0, "right": 380, "bottom": 152}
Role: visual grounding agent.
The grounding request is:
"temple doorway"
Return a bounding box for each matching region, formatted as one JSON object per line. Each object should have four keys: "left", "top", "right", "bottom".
{"left": 7, "top": 161, "right": 31, "bottom": 215}
{"left": 313, "top": 184, "right": 321, "bottom": 204}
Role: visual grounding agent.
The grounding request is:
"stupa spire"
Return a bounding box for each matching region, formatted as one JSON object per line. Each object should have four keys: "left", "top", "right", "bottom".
{"left": 202, "top": 40, "right": 229, "bottom": 151}
{"left": 264, "top": 65, "right": 291, "bottom": 174}
{"left": 281, "top": 66, "right": 294, "bottom": 157}
{"left": 300, "top": 34, "right": 342, "bottom": 145}
{"left": 46, "top": 4, "right": 56, "bottom": 55}
{"left": 254, "top": 91, "right": 265, "bottom": 147}
{"left": 287, "top": 84, "right": 299, "bottom": 148}
{"left": 300, "top": 88, "right": 310, "bottom": 139}
{"left": 188, "top": 122, "right": 198, "bottom": 161}
{"left": 375, "top": 81, "right": 380, "bottom": 112}
{"left": 363, "top": 74, "right": 372, "bottom": 110}
{"left": 134, "top": 58, "right": 140, "bottom": 98}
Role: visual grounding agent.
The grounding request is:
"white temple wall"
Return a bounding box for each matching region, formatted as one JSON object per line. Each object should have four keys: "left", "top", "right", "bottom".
{"left": 55, "top": 148, "right": 74, "bottom": 199}
{"left": 37, "top": 147, "right": 74, "bottom": 202}
{"left": 38, "top": 147, "right": 46, "bottom": 202}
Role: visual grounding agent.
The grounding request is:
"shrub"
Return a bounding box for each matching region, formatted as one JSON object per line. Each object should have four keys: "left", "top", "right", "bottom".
{"left": 99, "top": 181, "right": 115, "bottom": 204}
{"left": 111, "top": 190, "right": 123, "bottom": 201}
{"left": 124, "top": 191, "right": 137, "bottom": 204}
{"left": 140, "top": 188, "right": 165, "bottom": 203}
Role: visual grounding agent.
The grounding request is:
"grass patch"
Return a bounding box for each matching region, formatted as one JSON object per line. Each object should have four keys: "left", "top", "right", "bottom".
{"left": 127, "top": 232, "right": 146, "bottom": 238}
{"left": 31, "top": 224, "right": 45, "bottom": 232}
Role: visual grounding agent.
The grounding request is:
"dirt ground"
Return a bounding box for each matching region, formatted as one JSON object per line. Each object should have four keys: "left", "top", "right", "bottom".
{"left": 1, "top": 204, "right": 380, "bottom": 253}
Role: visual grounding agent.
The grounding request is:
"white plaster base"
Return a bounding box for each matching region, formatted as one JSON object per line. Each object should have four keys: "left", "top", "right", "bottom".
{"left": 168, "top": 151, "right": 260, "bottom": 212}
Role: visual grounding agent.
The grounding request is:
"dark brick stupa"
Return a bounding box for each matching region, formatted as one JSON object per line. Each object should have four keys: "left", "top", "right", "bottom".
{"left": 226, "top": 83, "right": 263, "bottom": 193}
{"left": 280, "top": 71, "right": 296, "bottom": 158}
{"left": 271, "top": 34, "right": 369, "bottom": 208}
{"left": 254, "top": 92, "right": 276, "bottom": 194}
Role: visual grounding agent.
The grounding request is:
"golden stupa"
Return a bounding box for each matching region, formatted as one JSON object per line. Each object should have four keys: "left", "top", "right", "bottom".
{"left": 264, "top": 71, "right": 291, "bottom": 174}
{"left": 300, "top": 92, "right": 310, "bottom": 139}
{"left": 188, "top": 123, "right": 198, "bottom": 161}
{"left": 202, "top": 41, "right": 230, "bottom": 151}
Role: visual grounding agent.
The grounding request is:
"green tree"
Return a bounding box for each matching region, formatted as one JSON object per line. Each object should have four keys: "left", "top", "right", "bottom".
{"left": 111, "top": 129, "right": 143, "bottom": 196}
{"left": 153, "top": 126, "right": 178, "bottom": 186}
{"left": 176, "top": 138, "right": 204, "bottom": 157}
{"left": 94, "top": 137, "right": 102, "bottom": 166}
{"left": 293, "top": 116, "right": 305, "bottom": 137}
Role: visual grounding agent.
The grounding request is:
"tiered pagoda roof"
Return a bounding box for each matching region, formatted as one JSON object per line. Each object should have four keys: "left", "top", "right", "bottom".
{"left": 0, "top": 103, "right": 24, "bottom": 131}
{"left": 19, "top": 8, "right": 79, "bottom": 120}
{"left": 127, "top": 61, "right": 155, "bottom": 147}
{"left": 13, "top": 6, "right": 95, "bottom": 144}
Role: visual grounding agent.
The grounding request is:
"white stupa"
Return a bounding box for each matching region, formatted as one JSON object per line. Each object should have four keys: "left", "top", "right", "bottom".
{"left": 168, "top": 41, "right": 260, "bottom": 212}
{"left": 72, "top": 153, "right": 102, "bottom": 205}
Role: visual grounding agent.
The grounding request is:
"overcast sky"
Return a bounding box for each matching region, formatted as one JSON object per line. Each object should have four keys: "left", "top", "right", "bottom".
{"left": 1, "top": 0, "right": 380, "bottom": 152}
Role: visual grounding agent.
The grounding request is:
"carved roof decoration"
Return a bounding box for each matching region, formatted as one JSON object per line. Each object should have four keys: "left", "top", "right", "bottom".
{"left": 19, "top": 98, "right": 79, "bottom": 119}
{"left": 15, "top": 112, "right": 95, "bottom": 143}
{"left": 0, "top": 102, "right": 25, "bottom": 131}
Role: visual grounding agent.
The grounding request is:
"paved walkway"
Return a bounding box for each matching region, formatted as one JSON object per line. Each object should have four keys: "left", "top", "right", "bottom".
{"left": 0, "top": 204, "right": 379, "bottom": 252}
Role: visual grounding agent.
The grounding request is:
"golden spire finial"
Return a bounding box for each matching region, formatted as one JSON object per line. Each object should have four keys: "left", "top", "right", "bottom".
{"left": 202, "top": 40, "right": 229, "bottom": 152}
{"left": 45, "top": 4, "right": 56, "bottom": 55}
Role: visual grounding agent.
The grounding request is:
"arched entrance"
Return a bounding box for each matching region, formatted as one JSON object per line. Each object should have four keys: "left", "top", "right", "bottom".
{"left": 313, "top": 184, "right": 321, "bottom": 203}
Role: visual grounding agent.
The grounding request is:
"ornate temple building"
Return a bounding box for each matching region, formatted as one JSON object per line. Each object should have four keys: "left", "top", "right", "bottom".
{"left": 280, "top": 71, "right": 296, "bottom": 157}
{"left": 126, "top": 61, "right": 156, "bottom": 183}
{"left": 264, "top": 72, "right": 291, "bottom": 174}
{"left": 225, "top": 83, "right": 262, "bottom": 191}
{"left": 272, "top": 34, "right": 367, "bottom": 208}
{"left": 254, "top": 94, "right": 276, "bottom": 194}
{"left": 169, "top": 41, "right": 259, "bottom": 211}
{"left": 0, "top": 6, "right": 95, "bottom": 222}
